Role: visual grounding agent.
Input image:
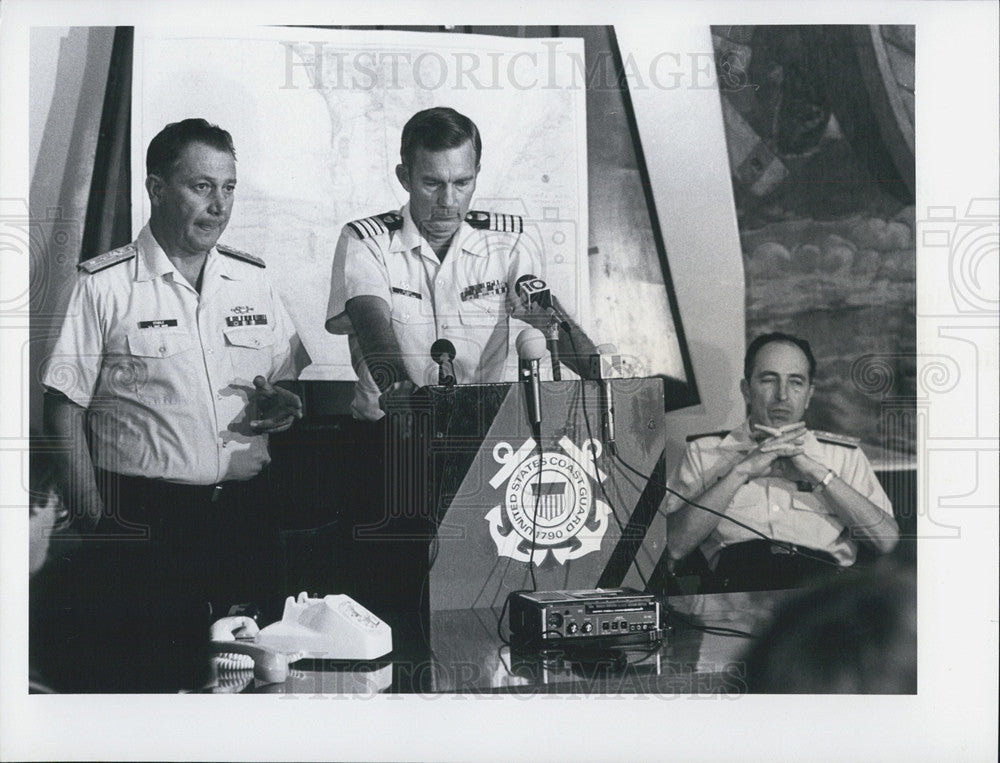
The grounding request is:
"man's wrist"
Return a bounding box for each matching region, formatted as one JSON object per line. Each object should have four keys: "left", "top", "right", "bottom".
{"left": 793, "top": 454, "right": 828, "bottom": 483}
{"left": 815, "top": 468, "right": 837, "bottom": 491}
{"left": 386, "top": 379, "right": 417, "bottom": 394}
{"left": 729, "top": 465, "right": 752, "bottom": 486}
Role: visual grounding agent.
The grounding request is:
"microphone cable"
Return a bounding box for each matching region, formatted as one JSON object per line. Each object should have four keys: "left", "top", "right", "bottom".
{"left": 551, "top": 327, "right": 780, "bottom": 639}
{"left": 563, "top": 327, "right": 651, "bottom": 592}
{"left": 612, "top": 451, "right": 847, "bottom": 572}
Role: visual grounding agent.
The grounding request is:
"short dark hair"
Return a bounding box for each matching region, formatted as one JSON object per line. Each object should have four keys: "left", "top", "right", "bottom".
{"left": 146, "top": 118, "right": 236, "bottom": 178}
{"left": 744, "top": 332, "right": 817, "bottom": 381}
{"left": 399, "top": 107, "right": 482, "bottom": 168}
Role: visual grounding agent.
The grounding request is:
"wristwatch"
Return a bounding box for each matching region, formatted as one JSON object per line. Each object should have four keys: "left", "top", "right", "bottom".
{"left": 817, "top": 469, "right": 837, "bottom": 490}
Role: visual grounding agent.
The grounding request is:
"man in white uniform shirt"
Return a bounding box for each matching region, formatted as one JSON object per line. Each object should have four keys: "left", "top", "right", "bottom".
{"left": 663, "top": 332, "right": 899, "bottom": 592}
{"left": 326, "top": 106, "right": 596, "bottom": 421}
{"left": 42, "top": 119, "right": 308, "bottom": 626}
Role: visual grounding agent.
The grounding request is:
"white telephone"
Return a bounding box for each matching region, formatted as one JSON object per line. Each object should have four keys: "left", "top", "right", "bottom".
{"left": 210, "top": 593, "right": 393, "bottom": 686}
{"left": 257, "top": 592, "right": 393, "bottom": 660}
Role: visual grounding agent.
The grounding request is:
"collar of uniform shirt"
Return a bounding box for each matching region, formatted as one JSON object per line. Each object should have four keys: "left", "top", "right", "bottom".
{"left": 134, "top": 223, "right": 247, "bottom": 283}
{"left": 388, "top": 203, "right": 487, "bottom": 260}
{"left": 387, "top": 203, "right": 423, "bottom": 256}
{"left": 214, "top": 248, "right": 249, "bottom": 280}
{"left": 451, "top": 223, "right": 489, "bottom": 258}
{"left": 134, "top": 224, "right": 176, "bottom": 281}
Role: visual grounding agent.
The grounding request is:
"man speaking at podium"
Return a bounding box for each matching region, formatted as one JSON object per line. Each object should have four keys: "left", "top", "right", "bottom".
{"left": 325, "top": 106, "right": 596, "bottom": 421}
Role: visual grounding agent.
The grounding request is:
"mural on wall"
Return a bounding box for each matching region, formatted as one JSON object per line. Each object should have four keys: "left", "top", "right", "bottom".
{"left": 713, "top": 25, "right": 916, "bottom": 462}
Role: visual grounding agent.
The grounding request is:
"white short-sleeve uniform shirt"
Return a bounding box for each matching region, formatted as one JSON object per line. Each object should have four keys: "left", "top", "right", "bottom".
{"left": 664, "top": 420, "right": 893, "bottom": 566}
{"left": 326, "top": 204, "right": 539, "bottom": 420}
{"left": 43, "top": 225, "right": 309, "bottom": 484}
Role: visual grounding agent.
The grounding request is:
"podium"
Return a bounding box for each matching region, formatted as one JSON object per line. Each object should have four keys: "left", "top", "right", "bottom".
{"left": 373, "top": 378, "right": 670, "bottom": 612}
{"left": 271, "top": 378, "right": 671, "bottom": 621}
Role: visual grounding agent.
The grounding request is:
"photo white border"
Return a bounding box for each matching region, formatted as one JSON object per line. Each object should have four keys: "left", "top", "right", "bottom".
{"left": 2, "top": 1, "right": 997, "bottom": 761}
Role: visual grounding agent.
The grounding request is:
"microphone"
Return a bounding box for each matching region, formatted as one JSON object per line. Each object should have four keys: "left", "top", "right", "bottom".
{"left": 515, "top": 275, "right": 569, "bottom": 379}
{"left": 516, "top": 328, "right": 547, "bottom": 433}
{"left": 514, "top": 274, "right": 570, "bottom": 332}
{"left": 430, "top": 338, "right": 457, "bottom": 387}
{"left": 588, "top": 344, "right": 623, "bottom": 453}
{"left": 514, "top": 274, "right": 552, "bottom": 310}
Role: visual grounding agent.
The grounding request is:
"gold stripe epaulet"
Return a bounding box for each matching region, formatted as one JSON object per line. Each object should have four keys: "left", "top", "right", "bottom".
{"left": 346, "top": 211, "right": 404, "bottom": 239}
{"left": 813, "top": 430, "right": 860, "bottom": 449}
{"left": 218, "top": 243, "right": 265, "bottom": 268}
{"left": 464, "top": 210, "right": 523, "bottom": 233}
{"left": 77, "top": 244, "right": 137, "bottom": 273}
{"left": 686, "top": 430, "right": 731, "bottom": 443}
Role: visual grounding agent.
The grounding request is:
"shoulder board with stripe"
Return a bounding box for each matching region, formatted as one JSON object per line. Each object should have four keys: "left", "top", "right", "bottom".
{"left": 464, "top": 210, "right": 523, "bottom": 234}
{"left": 218, "top": 243, "right": 265, "bottom": 268}
{"left": 77, "top": 244, "right": 137, "bottom": 274}
{"left": 813, "top": 430, "right": 860, "bottom": 449}
{"left": 686, "top": 430, "right": 731, "bottom": 443}
{"left": 347, "top": 211, "right": 404, "bottom": 240}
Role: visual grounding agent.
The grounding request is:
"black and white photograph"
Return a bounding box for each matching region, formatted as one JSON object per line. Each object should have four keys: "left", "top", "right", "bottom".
{"left": 1, "top": 1, "right": 997, "bottom": 761}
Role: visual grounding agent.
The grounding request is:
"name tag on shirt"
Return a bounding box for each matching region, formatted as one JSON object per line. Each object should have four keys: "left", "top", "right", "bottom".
{"left": 225, "top": 314, "right": 269, "bottom": 327}
{"left": 138, "top": 319, "right": 178, "bottom": 329}
{"left": 391, "top": 287, "right": 422, "bottom": 300}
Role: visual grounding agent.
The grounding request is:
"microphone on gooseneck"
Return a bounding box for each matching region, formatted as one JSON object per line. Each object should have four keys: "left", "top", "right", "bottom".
{"left": 589, "top": 343, "right": 623, "bottom": 454}
{"left": 430, "top": 338, "right": 457, "bottom": 387}
{"left": 514, "top": 274, "right": 570, "bottom": 332}
{"left": 514, "top": 274, "right": 552, "bottom": 310}
{"left": 516, "top": 328, "right": 547, "bottom": 437}
{"left": 515, "top": 274, "right": 569, "bottom": 379}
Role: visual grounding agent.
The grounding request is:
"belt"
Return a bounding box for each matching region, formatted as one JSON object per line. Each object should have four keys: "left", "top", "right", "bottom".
{"left": 717, "top": 540, "right": 839, "bottom": 566}
{"left": 710, "top": 540, "right": 844, "bottom": 593}
{"left": 768, "top": 542, "right": 835, "bottom": 561}
{"left": 96, "top": 470, "right": 264, "bottom": 505}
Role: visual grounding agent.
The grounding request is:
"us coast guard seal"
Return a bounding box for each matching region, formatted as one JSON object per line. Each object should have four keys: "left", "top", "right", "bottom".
{"left": 485, "top": 436, "right": 611, "bottom": 565}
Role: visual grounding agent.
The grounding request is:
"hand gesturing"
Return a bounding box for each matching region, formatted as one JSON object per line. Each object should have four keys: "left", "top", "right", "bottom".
{"left": 250, "top": 376, "right": 303, "bottom": 433}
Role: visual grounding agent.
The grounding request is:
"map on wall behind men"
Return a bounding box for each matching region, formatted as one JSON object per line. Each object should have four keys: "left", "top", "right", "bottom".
{"left": 132, "top": 27, "right": 590, "bottom": 380}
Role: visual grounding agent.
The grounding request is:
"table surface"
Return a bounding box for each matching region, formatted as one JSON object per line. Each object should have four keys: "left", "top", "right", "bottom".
{"left": 216, "top": 590, "right": 793, "bottom": 695}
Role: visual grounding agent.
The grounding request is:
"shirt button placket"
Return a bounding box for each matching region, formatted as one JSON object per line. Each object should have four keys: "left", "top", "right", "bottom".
{"left": 437, "top": 262, "right": 455, "bottom": 331}
{"left": 197, "top": 300, "right": 224, "bottom": 481}
{"left": 206, "top": 320, "right": 223, "bottom": 400}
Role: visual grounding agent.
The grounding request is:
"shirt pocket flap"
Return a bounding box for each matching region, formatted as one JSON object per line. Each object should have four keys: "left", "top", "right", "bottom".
{"left": 389, "top": 298, "right": 434, "bottom": 325}
{"left": 126, "top": 330, "right": 196, "bottom": 358}
{"left": 791, "top": 492, "right": 835, "bottom": 516}
{"left": 223, "top": 326, "right": 275, "bottom": 350}
{"left": 726, "top": 476, "right": 766, "bottom": 508}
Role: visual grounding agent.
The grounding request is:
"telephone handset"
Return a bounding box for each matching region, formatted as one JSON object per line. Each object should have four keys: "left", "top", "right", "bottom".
{"left": 209, "top": 614, "right": 298, "bottom": 684}
{"left": 208, "top": 639, "right": 299, "bottom": 684}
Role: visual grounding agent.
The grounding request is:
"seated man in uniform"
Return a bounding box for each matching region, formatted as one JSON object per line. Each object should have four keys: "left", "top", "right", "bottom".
{"left": 325, "top": 105, "right": 596, "bottom": 421}
{"left": 663, "top": 332, "right": 898, "bottom": 591}
{"left": 42, "top": 118, "right": 309, "bottom": 662}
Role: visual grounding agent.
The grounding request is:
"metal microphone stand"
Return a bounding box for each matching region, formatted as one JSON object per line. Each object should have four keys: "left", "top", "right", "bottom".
{"left": 545, "top": 316, "right": 562, "bottom": 381}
